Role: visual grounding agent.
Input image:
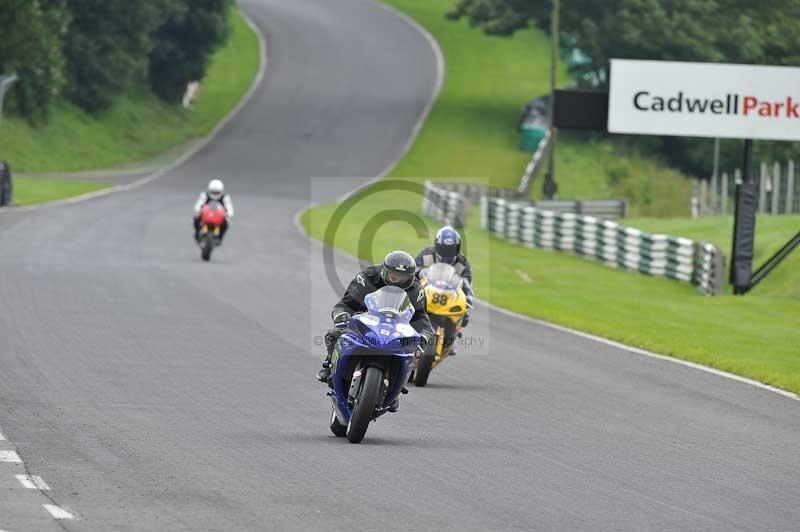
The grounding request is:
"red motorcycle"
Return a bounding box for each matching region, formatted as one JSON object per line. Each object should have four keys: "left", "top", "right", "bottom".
{"left": 197, "top": 200, "right": 226, "bottom": 261}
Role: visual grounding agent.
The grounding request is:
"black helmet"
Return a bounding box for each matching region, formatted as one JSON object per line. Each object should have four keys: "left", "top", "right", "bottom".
{"left": 434, "top": 226, "right": 461, "bottom": 264}
{"left": 380, "top": 251, "right": 416, "bottom": 289}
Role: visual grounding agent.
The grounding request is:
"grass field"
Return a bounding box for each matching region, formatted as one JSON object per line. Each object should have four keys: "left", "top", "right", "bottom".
{"left": 0, "top": 8, "right": 259, "bottom": 176}
{"left": 12, "top": 177, "right": 110, "bottom": 206}
{"left": 380, "top": 0, "right": 692, "bottom": 217}
{"left": 303, "top": 0, "right": 800, "bottom": 394}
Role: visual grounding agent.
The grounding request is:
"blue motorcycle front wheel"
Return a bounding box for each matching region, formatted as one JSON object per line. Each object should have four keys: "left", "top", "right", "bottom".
{"left": 346, "top": 366, "right": 382, "bottom": 443}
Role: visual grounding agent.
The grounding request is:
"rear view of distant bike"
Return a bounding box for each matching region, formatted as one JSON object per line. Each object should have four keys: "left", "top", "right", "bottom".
{"left": 196, "top": 200, "right": 226, "bottom": 261}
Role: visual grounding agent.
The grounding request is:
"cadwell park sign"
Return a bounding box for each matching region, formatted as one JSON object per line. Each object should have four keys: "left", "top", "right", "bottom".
{"left": 551, "top": 58, "right": 799, "bottom": 294}
{"left": 608, "top": 59, "right": 800, "bottom": 142}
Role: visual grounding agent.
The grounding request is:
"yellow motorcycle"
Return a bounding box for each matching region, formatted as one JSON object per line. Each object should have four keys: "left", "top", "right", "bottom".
{"left": 413, "top": 263, "right": 469, "bottom": 386}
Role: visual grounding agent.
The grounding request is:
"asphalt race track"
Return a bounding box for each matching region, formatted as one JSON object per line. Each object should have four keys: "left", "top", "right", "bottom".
{"left": 0, "top": 1, "right": 798, "bottom": 531}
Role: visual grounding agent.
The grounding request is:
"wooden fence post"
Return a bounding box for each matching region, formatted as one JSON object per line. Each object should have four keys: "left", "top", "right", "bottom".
{"left": 772, "top": 162, "right": 781, "bottom": 214}
{"left": 700, "top": 179, "right": 708, "bottom": 215}
{"left": 710, "top": 172, "right": 718, "bottom": 213}
{"left": 721, "top": 171, "right": 729, "bottom": 215}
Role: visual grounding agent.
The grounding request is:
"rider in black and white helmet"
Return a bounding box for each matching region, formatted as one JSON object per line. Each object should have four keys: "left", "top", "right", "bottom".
{"left": 192, "top": 179, "right": 235, "bottom": 242}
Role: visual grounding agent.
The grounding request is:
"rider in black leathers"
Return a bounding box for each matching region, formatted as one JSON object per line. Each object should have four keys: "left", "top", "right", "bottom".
{"left": 416, "top": 226, "right": 475, "bottom": 343}
{"left": 317, "top": 251, "right": 434, "bottom": 385}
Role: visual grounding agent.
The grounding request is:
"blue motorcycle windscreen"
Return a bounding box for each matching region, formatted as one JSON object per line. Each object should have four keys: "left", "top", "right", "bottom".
{"left": 364, "top": 286, "right": 414, "bottom": 322}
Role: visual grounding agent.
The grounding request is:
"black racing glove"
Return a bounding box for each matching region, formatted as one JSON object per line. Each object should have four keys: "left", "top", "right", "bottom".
{"left": 332, "top": 312, "right": 352, "bottom": 331}
{"left": 461, "top": 313, "right": 469, "bottom": 328}
{"left": 419, "top": 331, "right": 433, "bottom": 349}
{"left": 414, "top": 333, "right": 432, "bottom": 360}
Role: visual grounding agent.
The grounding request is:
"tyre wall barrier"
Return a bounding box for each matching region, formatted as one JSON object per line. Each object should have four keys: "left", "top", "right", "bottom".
{"left": 480, "top": 197, "right": 725, "bottom": 296}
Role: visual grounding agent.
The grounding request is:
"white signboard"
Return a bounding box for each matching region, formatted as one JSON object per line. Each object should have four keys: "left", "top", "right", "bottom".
{"left": 608, "top": 59, "right": 800, "bottom": 141}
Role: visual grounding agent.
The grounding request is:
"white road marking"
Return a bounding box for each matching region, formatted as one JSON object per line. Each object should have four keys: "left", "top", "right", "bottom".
{"left": 15, "top": 474, "right": 50, "bottom": 490}
{"left": 43, "top": 504, "right": 74, "bottom": 520}
{"left": 0, "top": 450, "right": 22, "bottom": 463}
{"left": 0, "top": 431, "right": 5, "bottom": 440}
{"left": 480, "top": 300, "right": 800, "bottom": 401}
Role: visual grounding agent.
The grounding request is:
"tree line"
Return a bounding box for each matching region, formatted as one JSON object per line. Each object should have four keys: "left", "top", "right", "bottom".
{"left": 0, "top": 0, "right": 231, "bottom": 123}
{"left": 448, "top": 0, "right": 800, "bottom": 176}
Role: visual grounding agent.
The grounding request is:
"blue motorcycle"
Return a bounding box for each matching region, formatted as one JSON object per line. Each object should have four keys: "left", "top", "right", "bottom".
{"left": 328, "top": 286, "right": 420, "bottom": 443}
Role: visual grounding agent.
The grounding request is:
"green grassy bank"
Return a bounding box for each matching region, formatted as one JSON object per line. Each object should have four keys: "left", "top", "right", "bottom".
{"left": 1, "top": 8, "right": 260, "bottom": 205}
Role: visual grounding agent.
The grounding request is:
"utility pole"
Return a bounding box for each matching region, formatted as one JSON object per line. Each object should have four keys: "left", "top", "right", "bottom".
{"left": 543, "top": 0, "right": 560, "bottom": 200}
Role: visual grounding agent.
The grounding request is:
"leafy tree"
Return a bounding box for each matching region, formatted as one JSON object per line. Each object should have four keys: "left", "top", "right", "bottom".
{"left": 449, "top": 0, "right": 797, "bottom": 87}
{"left": 62, "top": 0, "right": 166, "bottom": 112}
{"left": 448, "top": 0, "right": 800, "bottom": 176}
{"left": 149, "top": 0, "right": 232, "bottom": 103}
{"left": 0, "top": 0, "right": 69, "bottom": 122}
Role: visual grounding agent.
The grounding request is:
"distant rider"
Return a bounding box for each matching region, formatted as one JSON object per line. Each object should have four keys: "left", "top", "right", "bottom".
{"left": 317, "top": 251, "right": 435, "bottom": 394}
{"left": 193, "top": 179, "right": 234, "bottom": 242}
{"left": 416, "top": 225, "right": 474, "bottom": 304}
{"left": 416, "top": 226, "right": 474, "bottom": 352}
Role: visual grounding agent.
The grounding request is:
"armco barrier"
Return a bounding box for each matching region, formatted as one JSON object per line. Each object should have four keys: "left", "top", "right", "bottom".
{"left": 423, "top": 181, "right": 627, "bottom": 221}
{"left": 422, "top": 181, "right": 467, "bottom": 228}
{"left": 481, "top": 197, "right": 725, "bottom": 295}
{"left": 527, "top": 199, "right": 626, "bottom": 220}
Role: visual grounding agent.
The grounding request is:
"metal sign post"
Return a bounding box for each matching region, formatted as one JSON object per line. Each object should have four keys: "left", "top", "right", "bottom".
{"left": 730, "top": 139, "right": 757, "bottom": 294}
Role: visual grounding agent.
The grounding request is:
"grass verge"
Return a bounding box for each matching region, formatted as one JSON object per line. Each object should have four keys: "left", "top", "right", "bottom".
{"left": 12, "top": 177, "right": 110, "bottom": 206}
{"left": 0, "top": 8, "right": 259, "bottom": 176}
{"left": 302, "top": 0, "right": 800, "bottom": 394}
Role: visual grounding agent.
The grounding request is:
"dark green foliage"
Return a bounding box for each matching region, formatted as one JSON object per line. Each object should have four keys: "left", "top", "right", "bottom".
{"left": 448, "top": 0, "right": 800, "bottom": 176}
{"left": 449, "top": 0, "right": 800, "bottom": 85}
{"left": 0, "top": 0, "right": 69, "bottom": 122}
{"left": 446, "top": 0, "right": 540, "bottom": 35}
{"left": 0, "top": 0, "right": 232, "bottom": 121}
{"left": 149, "top": 0, "right": 232, "bottom": 103}
{"left": 62, "top": 0, "right": 165, "bottom": 112}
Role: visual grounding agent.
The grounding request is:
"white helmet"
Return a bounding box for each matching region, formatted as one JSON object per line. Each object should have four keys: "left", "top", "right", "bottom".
{"left": 207, "top": 179, "right": 224, "bottom": 200}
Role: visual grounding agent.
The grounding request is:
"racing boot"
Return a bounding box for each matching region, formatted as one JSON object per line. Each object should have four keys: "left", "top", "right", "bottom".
{"left": 448, "top": 333, "right": 461, "bottom": 357}
{"left": 317, "top": 358, "right": 331, "bottom": 384}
